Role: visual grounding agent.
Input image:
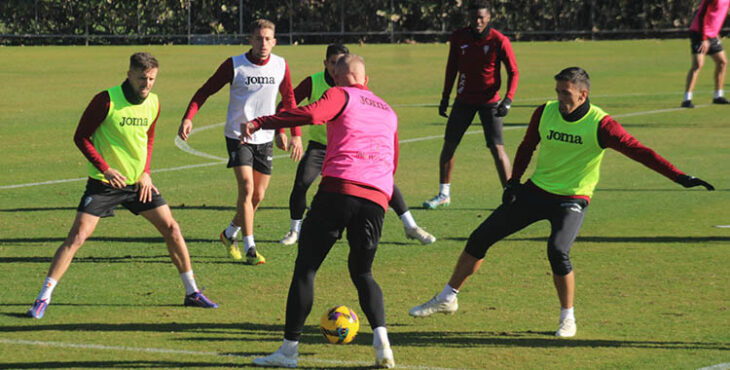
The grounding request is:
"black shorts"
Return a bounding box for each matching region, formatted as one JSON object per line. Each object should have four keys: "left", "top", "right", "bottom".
{"left": 444, "top": 99, "right": 504, "bottom": 147}
{"left": 464, "top": 184, "right": 587, "bottom": 274}
{"left": 225, "top": 137, "right": 273, "bottom": 174}
{"left": 690, "top": 32, "right": 723, "bottom": 54}
{"left": 77, "top": 178, "right": 167, "bottom": 218}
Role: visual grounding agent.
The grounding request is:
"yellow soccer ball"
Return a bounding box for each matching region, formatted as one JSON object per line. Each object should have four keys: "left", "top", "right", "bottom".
{"left": 319, "top": 305, "right": 360, "bottom": 344}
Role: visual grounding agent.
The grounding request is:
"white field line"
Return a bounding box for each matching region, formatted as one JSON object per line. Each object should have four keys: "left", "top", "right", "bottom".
{"left": 0, "top": 338, "right": 463, "bottom": 370}
{"left": 0, "top": 102, "right": 708, "bottom": 191}
{"left": 698, "top": 363, "right": 730, "bottom": 370}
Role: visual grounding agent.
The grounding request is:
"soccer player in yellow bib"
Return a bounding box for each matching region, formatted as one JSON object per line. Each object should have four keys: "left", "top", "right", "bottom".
{"left": 26, "top": 53, "right": 217, "bottom": 319}
{"left": 410, "top": 67, "right": 714, "bottom": 338}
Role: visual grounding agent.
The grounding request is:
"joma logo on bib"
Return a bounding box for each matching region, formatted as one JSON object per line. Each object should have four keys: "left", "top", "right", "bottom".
{"left": 119, "top": 117, "right": 149, "bottom": 127}
{"left": 246, "top": 76, "right": 276, "bottom": 85}
{"left": 547, "top": 129, "right": 583, "bottom": 144}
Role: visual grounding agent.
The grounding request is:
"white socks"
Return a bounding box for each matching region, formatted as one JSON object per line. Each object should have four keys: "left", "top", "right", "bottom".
{"left": 290, "top": 219, "right": 302, "bottom": 233}
{"left": 280, "top": 339, "right": 298, "bottom": 356}
{"left": 243, "top": 235, "right": 255, "bottom": 253}
{"left": 373, "top": 326, "right": 390, "bottom": 348}
{"left": 439, "top": 183, "right": 451, "bottom": 198}
{"left": 224, "top": 222, "right": 241, "bottom": 239}
{"left": 560, "top": 307, "right": 575, "bottom": 322}
{"left": 684, "top": 92, "right": 693, "bottom": 101}
{"left": 715, "top": 90, "right": 724, "bottom": 99}
{"left": 37, "top": 277, "right": 58, "bottom": 302}
{"left": 180, "top": 270, "right": 199, "bottom": 295}
{"left": 437, "top": 283, "right": 459, "bottom": 303}
{"left": 400, "top": 211, "right": 417, "bottom": 229}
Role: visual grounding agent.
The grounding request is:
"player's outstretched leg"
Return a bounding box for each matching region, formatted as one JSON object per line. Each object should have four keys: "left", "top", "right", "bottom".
{"left": 390, "top": 185, "right": 436, "bottom": 244}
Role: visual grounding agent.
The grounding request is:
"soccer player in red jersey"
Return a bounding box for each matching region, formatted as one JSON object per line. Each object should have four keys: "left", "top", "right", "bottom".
{"left": 178, "top": 19, "right": 300, "bottom": 264}
{"left": 682, "top": 0, "right": 730, "bottom": 107}
{"left": 411, "top": 67, "right": 714, "bottom": 338}
{"left": 424, "top": 0, "right": 519, "bottom": 209}
{"left": 27, "top": 53, "right": 217, "bottom": 319}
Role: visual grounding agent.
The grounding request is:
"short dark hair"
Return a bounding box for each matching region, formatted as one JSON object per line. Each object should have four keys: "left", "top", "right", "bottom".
{"left": 129, "top": 52, "right": 158, "bottom": 71}
{"left": 554, "top": 67, "right": 590, "bottom": 91}
{"left": 251, "top": 19, "right": 275, "bottom": 33}
{"left": 469, "top": 0, "right": 491, "bottom": 12}
{"left": 326, "top": 43, "right": 349, "bottom": 59}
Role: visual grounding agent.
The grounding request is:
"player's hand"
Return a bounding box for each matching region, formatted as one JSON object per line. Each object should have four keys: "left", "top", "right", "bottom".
{"left": 103, "top": 168, "right": 128, "bottom": 189}
{"left": 496, "top": 98, "right": 512, "bottom": 117}
{"left": 675, "top": 174, "right": 714, "bottom": 191}
{"left": 240, "top": 121, "right": 258, "bottom": 143}
{"left": 439, "top": 98, "right": 449, "bottom": 118}
{"left": 178, "top": 118, "right": 193, "bottom": 141}
{"left": 698, "top": 40, "right": 710, "bottom": 54}
{"left": 289, "top": 135, "right": 303, "bottom": 161}
{"left": 502, "top": 178, "right": 521, "bottom": 206}
{"left": 275, "top": 131, "right": 288, "bottom": 151}
{"left": 135, "top": 172, "right": 159, "bottom": 203}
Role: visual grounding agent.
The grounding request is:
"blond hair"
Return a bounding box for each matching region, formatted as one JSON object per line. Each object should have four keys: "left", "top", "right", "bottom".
{"left": 250, "top": 19, "right": 275, "bottom": 34}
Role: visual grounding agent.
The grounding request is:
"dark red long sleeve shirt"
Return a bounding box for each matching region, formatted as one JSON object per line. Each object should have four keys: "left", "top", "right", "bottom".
{"left": 443, "top": 27, "right": 519, "bottom": 105}
{"left": 512, "top": 104, "right": 684, "bottom": 202}
{"left": 74, "top": 84, "right": 159, "bottom": 175}
{"left": 182, "top": 52, "right": 300, "bottom": 136}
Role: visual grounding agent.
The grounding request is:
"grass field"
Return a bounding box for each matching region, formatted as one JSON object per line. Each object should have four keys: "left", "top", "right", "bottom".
{"left": 1, "top": 39, "right": 729, "bottom": 369}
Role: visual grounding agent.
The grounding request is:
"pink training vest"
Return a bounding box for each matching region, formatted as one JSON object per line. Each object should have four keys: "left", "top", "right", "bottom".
{"left": 690, "top": 0, "right": 730, "bottom": 39}
{"left": 321, "top": 87, "right": 398, "bottom": 198}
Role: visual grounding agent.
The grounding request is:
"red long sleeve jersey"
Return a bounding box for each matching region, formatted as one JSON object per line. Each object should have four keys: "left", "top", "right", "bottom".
{"left": 443, "top": 27, "right": 519, "bottom": 105}
{"left": 512, "top": 104, "right": 684, "bottom": 202}
{"left": 74, "top": 90, "right": 158, "bottom": 175}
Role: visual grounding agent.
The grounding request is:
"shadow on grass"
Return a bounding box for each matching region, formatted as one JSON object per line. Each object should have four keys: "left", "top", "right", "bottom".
{"left": 442, "top": 235, "right": 730, "bottom": 243}
{"left": 0, "top": 236, "right": 281, "bottom": 246}
{"left": 0, "top": 360, "right": 243, "bottom": 368}
{"left": 0, "top": 204, "right": 287, "bottom": 213}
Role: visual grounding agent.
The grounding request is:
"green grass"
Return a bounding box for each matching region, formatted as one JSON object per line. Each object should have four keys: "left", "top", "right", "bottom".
{"left": 1, "top": 39, "right": 729, "bottom": 369}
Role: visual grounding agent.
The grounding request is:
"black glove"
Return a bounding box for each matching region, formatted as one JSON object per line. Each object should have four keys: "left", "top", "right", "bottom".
{"left": 495, "top": 97, "right": 511, "bottom": 117}
{"left": 502, "top": 178, "right": 521, "bottom": 206}
{"left": 675, "top": 174, "right": 715, "bottom": 191}
{"left": 439, "top": 97, "right": 449, "bottom": 118}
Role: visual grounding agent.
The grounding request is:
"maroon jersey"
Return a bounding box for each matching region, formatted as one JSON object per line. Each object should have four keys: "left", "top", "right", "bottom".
{"left": 443, "top": 27, "right": 519, "bottom": 105}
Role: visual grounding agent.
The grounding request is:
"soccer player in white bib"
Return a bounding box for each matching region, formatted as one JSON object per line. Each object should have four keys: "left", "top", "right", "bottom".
{"left": 178, "top": 19, "right": 300, "bottom": 265}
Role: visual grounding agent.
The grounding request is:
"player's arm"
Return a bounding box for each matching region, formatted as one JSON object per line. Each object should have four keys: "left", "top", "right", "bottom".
{"left": 73, "top": 91, "right": 125, "bottom": 188}
{"left": 440, "top": 34, "right": 459, "bottom": 117}
{"left": 178, "top": 58, "right": 233, "bottom": 141}
{"left": 599, "top": 116, "right": 714, "bottom": 190}
{"left": 276, "top": 61, "right": 303, "bottom": 157}
{"left": 496, "top": 36, "right": 519, "bottom": 117}
{"left": 137, "top": 104, "right": 161, "bottom": 203}
{"left": 502, "top": 105, "right": 544, "bottom": 205}
{"left": 243, "top": 87, "right": 349, "bottom": 140}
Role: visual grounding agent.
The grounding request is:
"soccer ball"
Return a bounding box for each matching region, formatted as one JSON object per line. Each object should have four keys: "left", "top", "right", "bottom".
{"left": 319, "top": 305, "right": 360, "bottom": 344}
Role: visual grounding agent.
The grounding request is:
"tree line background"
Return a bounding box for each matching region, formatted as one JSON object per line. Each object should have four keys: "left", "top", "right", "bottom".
{"left": 0, "top": 0, "right": 725, "bottom": 45}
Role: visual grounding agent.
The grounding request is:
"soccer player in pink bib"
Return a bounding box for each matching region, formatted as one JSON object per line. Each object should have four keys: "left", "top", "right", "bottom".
{"left": 243, "top": 54, "right": 396, "bottom": 369}
{"left": 178, "top": 19, "right": 300, "bottom": 265}
{"left": 682, "top": 0, "right": 730, "bottom": 107}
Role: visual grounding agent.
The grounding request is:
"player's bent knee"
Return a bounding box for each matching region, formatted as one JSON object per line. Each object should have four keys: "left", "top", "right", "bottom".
{"left": 547, "top": 248, "right": 572, "bottom": 275}
{"left": 464, "top": 241, "right": 488, "bottom": 260}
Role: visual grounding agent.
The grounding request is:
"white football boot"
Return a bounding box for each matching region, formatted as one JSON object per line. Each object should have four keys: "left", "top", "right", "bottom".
{"left": 374, "top": 345, "right": 395, "bottom": 368}
{"left": 405, "top": 226, "right": 436, "bottom": 244}
{"left": 252, "top": 348, "right": 297, "bottom": 368}
{"left": 279, "top": 230, "right": 299, "bottom": 245}
{"left": 409, "top": 295, "right": 458, "bottom": 317}
{"left": 555, "top": 318, "right": 577, "bottom": 337}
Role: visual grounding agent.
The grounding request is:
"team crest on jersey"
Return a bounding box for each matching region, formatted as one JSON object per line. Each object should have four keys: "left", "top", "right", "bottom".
{"left": 460, "top": 44, "right": 469, "bottom": 55}
{"left": 483, "top": 45, "right": 490, "bottom": 54}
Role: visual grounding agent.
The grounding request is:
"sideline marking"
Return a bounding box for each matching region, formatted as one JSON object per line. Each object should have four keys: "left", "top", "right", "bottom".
{"left": 713, "top": 225, "right": 730, "bottom": 229}
{"left": 0, "top": 103, "right": 709, "bottom": 191}
{"left": 698, "top": 363, "right": 730, "bottom": 370}
{"left": 0, "top": 338, "right": 459, "bottom": 370}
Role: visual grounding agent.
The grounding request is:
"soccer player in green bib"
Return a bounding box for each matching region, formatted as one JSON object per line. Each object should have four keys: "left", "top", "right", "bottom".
{"left": 26, "top": 53, "right": 217, "bottom": 319}
{"left": 278, "top": 44, "right": 436, "bottom": 246}
{"left": 409, "top": 67, "right": 714, "bottom": 337}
